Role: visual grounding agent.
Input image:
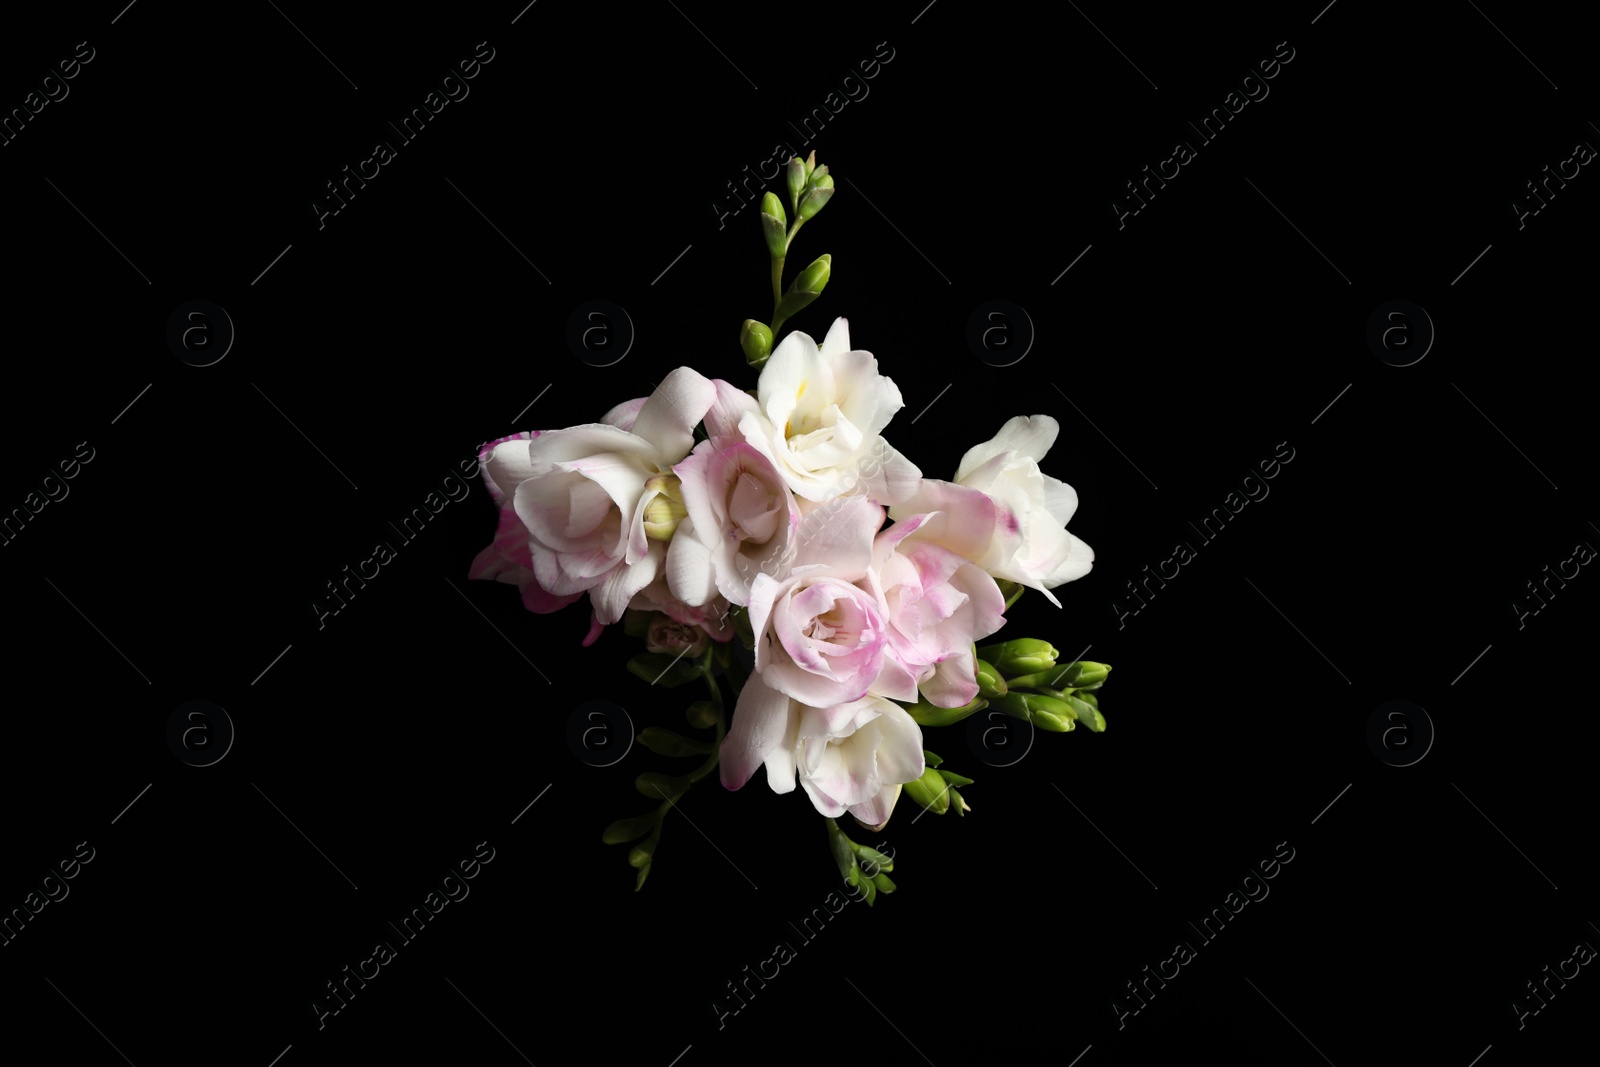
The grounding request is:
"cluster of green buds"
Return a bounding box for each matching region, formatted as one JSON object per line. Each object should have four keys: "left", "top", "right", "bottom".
{"left": 902, "top": 751, "right": 974, "bottom": 816}
{"left": 743, "top": 152, "right": 836, "bottom": 369}
{"left": 975, "top": 639, "right": 1111, "bottom": 733}
{"left": 826, "top": 818, "right": 895, "bottom": 905}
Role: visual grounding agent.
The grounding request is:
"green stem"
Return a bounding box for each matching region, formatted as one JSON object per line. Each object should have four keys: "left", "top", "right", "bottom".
{"left": 768, "top": 217, "right": 808, "bottom": 338}
{"left": 685, "top": 650, "right": 726, "bottom": 786}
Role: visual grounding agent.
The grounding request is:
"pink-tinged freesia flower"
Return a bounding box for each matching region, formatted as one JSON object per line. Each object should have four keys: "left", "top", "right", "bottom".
{"left": 738, "top": 318, "right": 922, "bottom": 506}
{"left": 468, "top": 430, "right": 584, "bottom": 615}
{"left": 746, "top": 494, "right": 911, "bottom": 708}
{"left": 872, "top": 513, "right": 1008, "bottom": 707}
{"left": 482, "top": 368, "right": 717, "bottom": 624}
{"left": 889, "top": 415, "right": 1093, "bottom": 607}
{"left": 666, "top": 430, "right": 801, "bottom": 609}
{"left": 719, "top": 673, "right": 923, "bottom": 829}
{"left": 794, "top": 695, "right": 923, "bottom": 827}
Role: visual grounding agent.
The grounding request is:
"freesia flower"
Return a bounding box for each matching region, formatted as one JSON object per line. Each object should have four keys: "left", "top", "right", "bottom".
{"left": 481, "top": 368, "right": 716, "bottom": 624}
{"left": 666, "top": 428, "right": 801, "bottom": 609}
{"left": 889, "top": 415, "right": 1092, "bottom": 607}
{"left": 738, "top": 318, "right": 921, "bottom": 506}
{"left": 718, "top": 672, "right": 924, "bottom": 830}
{"left": 468, "top": 431, "right": 583, "bottom": 614}
{"left": 872, "top": 513, "right": 1008, "bottom": 707}
{"left": 746, "top": 494, "right": 912, "bottom": 707}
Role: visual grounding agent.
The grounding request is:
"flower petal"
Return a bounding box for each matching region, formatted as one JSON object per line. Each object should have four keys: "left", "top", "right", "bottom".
{"left": 630, "top": 367, "right": 717, "bottom": 463}
{"left": 956, "top": 415, "right": 1060, "bottom": 481}
{"left": 719, "top": 672, "right": 799, "bottom": 793}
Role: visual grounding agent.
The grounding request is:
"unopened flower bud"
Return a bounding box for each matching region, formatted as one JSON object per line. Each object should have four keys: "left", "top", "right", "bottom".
{"left": 760, "top": 192, "right": 787, "bottom": 258}
{"left": 786, "top": 156, "right": 807, "bottom": 213}
{"left": 991, "top": 691, "right": 1075, "bottom": 730}
{"left": 602, "top": 816, "right": 654, "bottom": 845}
{"left": 685, "top": 700, "right": 718, "bottom": 729}
{"left": 642, "top": 474, "right": 688, "bottom": 541}
{"left": 905, "top": 694, "right": 986, "bottom": 727}
{"left": 903, "top": 765, "right": 951, "bottom": 815}
{"left": 977, "top": 638, "right": 1059, "bottom": 675}
{"left": 797, "top": 175, "right": 834, "bottom": 221}
{"left": 777, "top": 254, "right": 830, "bottom": 318}
{"left": 974, "top": 658, "right": 1007, "bottom": 699}
{"left": 1064, "top": 693, "right": 1106, "bottom": 732}
{"left": 741, "top": 319, "right": 773, "bottom": 367}
{"left": 1053, "top": 661, "right": 1111, "bottom": 689}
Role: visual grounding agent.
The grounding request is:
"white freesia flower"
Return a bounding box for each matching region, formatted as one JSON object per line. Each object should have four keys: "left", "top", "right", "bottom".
{"left": 738, "top": 318, "right": 921, "bottom": 506}
{"left": 889, "top": 415, "right": 1092, "bottom": 607}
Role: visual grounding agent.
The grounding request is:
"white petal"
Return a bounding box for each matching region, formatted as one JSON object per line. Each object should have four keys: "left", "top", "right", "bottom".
{"left": 630, "top": 367, "right": 717, "bottom": 463}
{"left": 719, "top": 673, "right": 798, "bottom": 793}
{"left": 665, "top": 520, "right": 718, "bottom": 606}
{"left": 956, "top": 415, "right": 1060, "bottom": 481}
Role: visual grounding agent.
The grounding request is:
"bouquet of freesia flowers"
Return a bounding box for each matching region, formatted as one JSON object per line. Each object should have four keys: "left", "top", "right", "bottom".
{"left": 470, "top": 154, "right": 1110, "bottom": 901}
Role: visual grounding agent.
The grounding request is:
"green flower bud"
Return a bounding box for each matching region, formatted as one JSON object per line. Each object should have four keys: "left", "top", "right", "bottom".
{"left": 741, "top": 319, "right": 773, "bottom": 367}
{"left": 807, "top": 164, "right": 830, "bottom": 189}
{"left": 1031, "top": 706, "right": 1075, "bottom": 732}
{"left": 797, "top": 176, "right": 834, "bottom": 221}
{"left": 854, "top": 845, "right": 894, "bottom": 875}
{"left": 977, "top": 638, "right": 1059, "bottom": 675}
{"left": 760, "top": 192, "right": 787, "bottom": 258}
{"left": 642, "top": 474, "right": 688, "bottom": 541}
{"left": 948, "top": 786, "right": 971, "bottom": 815}
{"left": 634, "top": 863, "right": 651, "bottom": 891}
{"left": 989, "top": 692, "right": 1031, "bottom": 721}
{"left": 777, "top": 254, "right": 830, "bottom": 319}
{"left": 761, "top": 191, "right": 785, "bottom": 226}
{"left": 786, "top": 156, "right": 807, "bottom": 214}
{"left": 903, "top": 765, "right": 951, "bottom": 815}
{"left": 1064, "top": 693, "right": 1106, "bottom": 732}
{"left": 628, "top": 838, "right": 657, "bottom": 868}
{"left": 685, "top": 700, "right": 718, "bottom": 729}
{"left": 905, "top": 695, "right": 987, "bottom": 727}
{"left": 975, "top": 658, "right": 1008, "bottom": 699}
{"left": 991, "top": 691, "right": 1074, "bottom": 730}
{"left": 828, "top": 820, "right": 857, "bottom": 880}
{"left": 637, "top": 727, "right": 712, "bottom": 758}
{"left": 1054, "top": 661, "right": 1111, "bottom": 689}
{"left": 804, "top": 150, "right": 816, "bottom": 180}
{"left": 602, "top": 816, "right": 655, "bottom": 845}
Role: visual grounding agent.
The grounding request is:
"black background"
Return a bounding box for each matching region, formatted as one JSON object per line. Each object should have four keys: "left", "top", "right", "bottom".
{"left": 2, "top": 2, "right": 1595, "bottom": 1065}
